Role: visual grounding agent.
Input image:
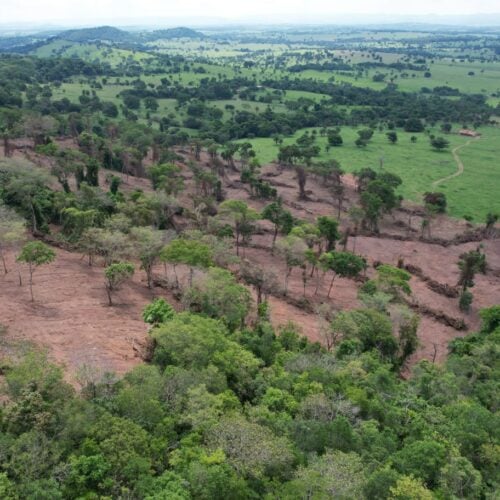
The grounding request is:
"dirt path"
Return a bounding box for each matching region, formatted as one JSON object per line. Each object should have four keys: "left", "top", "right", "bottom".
{"left": 432, "top": 137, "right": 479, "bottom": 189}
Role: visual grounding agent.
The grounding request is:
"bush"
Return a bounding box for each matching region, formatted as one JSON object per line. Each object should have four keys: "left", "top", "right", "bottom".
{"left": 143, "top": 298, "right": 175, "bottom": 325}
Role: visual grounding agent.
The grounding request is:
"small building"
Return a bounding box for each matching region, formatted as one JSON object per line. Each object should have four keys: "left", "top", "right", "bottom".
{"left": 459, "top": 129, "right": 481, "bottom": 137}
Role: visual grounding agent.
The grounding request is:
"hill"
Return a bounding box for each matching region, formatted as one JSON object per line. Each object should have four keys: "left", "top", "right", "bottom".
{"left": 146, "top": 27, "right": 205, "bottom": 40}
{"left": 55, "top": 25, "right": 135, "bottom": 43}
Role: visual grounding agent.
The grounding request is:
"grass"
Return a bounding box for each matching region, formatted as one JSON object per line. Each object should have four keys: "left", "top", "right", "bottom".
{"left": 244, "top": 125, "right": 500, "bottom": 221}
{"left": 33, "top": 41, "right": 150, "bottom": 66}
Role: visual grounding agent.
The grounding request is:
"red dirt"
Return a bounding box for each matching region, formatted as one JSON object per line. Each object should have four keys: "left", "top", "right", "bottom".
{"left": 1, "top": 143, "right": 499, "bottom": 378}
{"left": 0, "top": 247, "right": 159, "bottom": 381}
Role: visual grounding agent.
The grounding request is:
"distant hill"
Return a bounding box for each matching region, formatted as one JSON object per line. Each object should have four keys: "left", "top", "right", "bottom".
{"left": 146, "top": 27, "right": 205, "bottom": 40}
{"left": 0, "top": 25, "right": 207, "bottom": 54}
{"left": 56, "top": 26, "right": 135, "bottom": 43}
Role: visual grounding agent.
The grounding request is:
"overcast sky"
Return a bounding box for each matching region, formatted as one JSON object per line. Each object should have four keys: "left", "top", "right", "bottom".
{"left": 2, "top": 0, "right": 500, "bottom": 26}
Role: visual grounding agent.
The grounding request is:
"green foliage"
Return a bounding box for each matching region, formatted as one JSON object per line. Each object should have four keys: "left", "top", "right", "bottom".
{"left": 182, "top": 267, "right": 252, "bottom": 330}
{"left": 161, "top": 238, "right": 213, "bottom": 269}
{"left": 431, "top": 136, "right": 450, "bottom": 150}
{"left": 459, "top": 289, "right": 473, "bottom": 312}
{"left": 143, "top": 298, "right": 175, "bottom": 325}
{"left": 104, "top": 261, "right": 134, "bottom": 305}
{"left": 317, "top": 215, "right": 340, "bottom": 251}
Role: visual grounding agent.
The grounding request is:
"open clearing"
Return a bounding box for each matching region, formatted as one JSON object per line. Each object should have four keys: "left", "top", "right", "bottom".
{"left": 2, "top": 146, "right": 499, "bottom": 382}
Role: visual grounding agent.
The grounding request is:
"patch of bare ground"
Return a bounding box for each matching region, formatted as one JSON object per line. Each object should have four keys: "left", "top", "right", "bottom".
{"left": 2, "top": 143, "right": 499, "bottom": 377}
{"left": 0, "top": 247, "right": 168, "bottom": 382}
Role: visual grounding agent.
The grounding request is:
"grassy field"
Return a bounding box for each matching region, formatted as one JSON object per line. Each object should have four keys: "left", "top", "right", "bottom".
{"left": 244, "top": 126, "right": 500, "bottom": 221}
{"left": 33, "top": 33, "right": 500, "bottom": 222}
{"left": 33, "top": 41, "right": 151, "bottom": 65}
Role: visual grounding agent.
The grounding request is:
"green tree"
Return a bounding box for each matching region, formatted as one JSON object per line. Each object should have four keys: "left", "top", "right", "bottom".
{"left": 17, "top": 241, "right": 56, "bottom": 301}
{"left": 182, "top": 267, "right": 252, "bottom": 330}
{"left": 430, "top": 136, "right": 450, "bottom": 151}
{"left": 129, "top": 227, "right": 165, "bottom": 288}
{"left": 0, "top": 203, "right": 25, "bottom": 274}
{"left": 457, "top": 248, "right": 486, "bottom": 292}
{"left": 104, "top": 262, "right": 134, "bottom": 306}
{"left": 148, "top": 163, "right": 184, "bottom": 195}
{"left": 207, "top": 414, "right": 294, "bottom": 479}
{"left": 281, "top": 450, "right": 366, "bottom": 499}
{"left": 319, "top": 251, "right": 366, "bottom": 298}
{"left": 327, "top": 130, "right": 343, "bottom": 147}
{"left": 386, "top": 131, "right": 398, "bottom": 144}
{"left": 262, "top": 199, "right": 294, "bottom": 251}
{"left": 389, "top": 475, "right": 433, "bottom": 500}
{"left": 142, "top": 298, "right": 175, "bottom": 326}
{"left": 218, "top": 200, "right": 259, "bottom": 256}
{"left": 0, "top": 107, "right": 22, "bottom": 158}
{"left": 317, "top": 216, "right": 340, "bottom": 252}
{"left": 161, "top": 238, "right": 214, "bottom": 286}
{"left": 276, "top": 235, "right": 308, "bottom": 295}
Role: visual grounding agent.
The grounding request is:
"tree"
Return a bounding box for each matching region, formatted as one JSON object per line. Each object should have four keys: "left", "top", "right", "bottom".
{"left": 23, "top": 115, "right": 56, "bottom": 147}
{"left": 361, "top": 191, "right": 383, "bottom": 232}
{"left": 148, "top": 163, "right": 184, "bottom": 195}
{"left": 327, "top": 130, "right": 343, "bottom": 147}
{"left": 0, "top": 203, "right": 25, "bottom": 274}
{"left": 262, "top": 199, "right": 294, "bottom": 252}
{"left": 1, "top": 160, "right": 53, "bottom": 234}
{"left": 485, "top": 212, "right": 498, "bottom": 237}
{"left": 207, "top": 414, "right": 294, "bottom": 479}
{"left": 142, "top": 298, "right": 175, "bottom": 326}
{"left": 160, "top": 238, "right": 213, "bottom": 286}
{"left": 386, "top": 131, "right": 398, "bottom": 144}
{"left": 430, "top": 137, "right": 450, "bottom": 151}
{"left": 457, "top": 248, "right": 486, "bottom": 291}
{"left": 129, "top": 227, "right": 165, "bottom": 288}
{"left": 104, "top": 262, "right": 134, "bottom": 306}
{"left": 240, "top": 259, "right": 279, "bottom": 306}
{"left": 320, "top": 251, "right": 366, "bottom": 298}
{"left": 278, "top": 143, "right": 319, "bottom": 200}
{"left": 17, "top": 241, "right": 56, "bottom": 301}
{"left": 317, "top": 216, "right": 340, "bottom": 252}
{"left": 276, "top": 235, "right": 308, "bottom": 295}
{"left": 0, "top": 108, "right": 22, "bottom": 157}
{"left": 282, "top": 451, "right": 366, "bottom": 499}
{"left": 393, "top": 440, "right": 447, "bottom": 488}
{"left": 183, "top": 267, "right": 252, "bottom": 330}
{"left": 441, "top": 122, "right": 452, "bottom": 133}
{"left": 218, "top": 200, "right": 259, "bottom": 256}
{"left": 79, "top": 228, "right": 131, "bottom": 266}
{"left": 220, "top": 143, "right": 240, "bottom": 172}
{"left": 358, "top": 128, "right": 374, "bottom": 142}
{"left": 389, "top": 475, "right": 433, "bottom": 500}
{"left": 423, "top": 192, "right": 447, "bottom": 213}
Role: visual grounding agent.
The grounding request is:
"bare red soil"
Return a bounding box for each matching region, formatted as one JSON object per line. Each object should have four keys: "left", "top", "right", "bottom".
{"left": 1, "top": 142, "right": 499, "bottom": 380}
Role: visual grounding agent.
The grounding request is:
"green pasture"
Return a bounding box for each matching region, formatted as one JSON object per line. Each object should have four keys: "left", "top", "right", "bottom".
{"left": 244, "top": 125, "right": 500, "bottom": 221}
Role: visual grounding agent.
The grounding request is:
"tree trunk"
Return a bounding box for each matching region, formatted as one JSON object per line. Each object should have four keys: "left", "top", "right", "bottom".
{"left": 28, "top": 263, "right": 34, "bottom": 302}
{"left": 29, "top": 200, "right": 38, "bottom": 234}
{"left": 106, "top": 286, "right": 113, "bottom": 306}
{"left": 314, "top": 268, "right": 322, "bottom": 295}
{"left": 272, "top": 227, "right": 278, "bottom": 253}
{"left": 284, "top": 267, "right": 291, "bottom": 296}
{"left": 256, "top": 286, "right": 262, "bottom": 306}
{"left": 0, "top": 247, "right": 7, "bottom": 274}
{"left": 3, "top": 136, "right": 11, "bottom": 157}
{"left": 296, "top": 167, "right": 307, "bottom": 200}
{"left": 327, "top": 274, "right": 336, "bottom": 298}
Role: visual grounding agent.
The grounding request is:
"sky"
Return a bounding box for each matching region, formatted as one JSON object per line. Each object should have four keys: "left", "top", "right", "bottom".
{"left": 1, "top": 0, "right": 500, "bottom": 26}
